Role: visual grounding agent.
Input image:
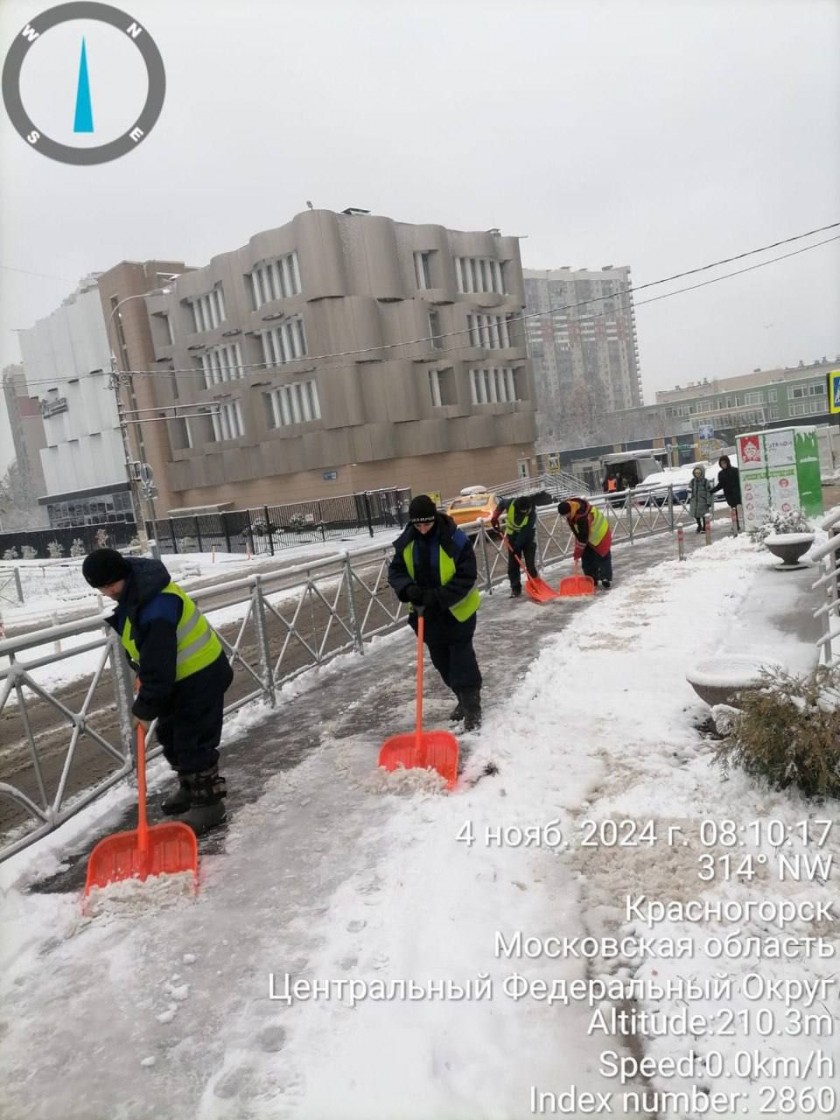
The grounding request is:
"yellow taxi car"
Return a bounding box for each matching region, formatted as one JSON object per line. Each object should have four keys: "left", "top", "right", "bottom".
{"left": 445, "top": 485, "right": 500, "bottom": 528}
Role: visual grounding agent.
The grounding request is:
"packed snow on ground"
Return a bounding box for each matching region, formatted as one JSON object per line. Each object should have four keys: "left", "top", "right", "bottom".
{"left": 1, "top": 532, "right": 839, "bottom": 1120}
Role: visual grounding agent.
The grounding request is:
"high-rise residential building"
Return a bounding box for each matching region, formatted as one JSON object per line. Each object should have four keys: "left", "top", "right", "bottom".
{"left": 523, "top": 265, "right": 642, "bottom": 446}
{"left": 123, "top": 208, "right": 536, "bottom": 510}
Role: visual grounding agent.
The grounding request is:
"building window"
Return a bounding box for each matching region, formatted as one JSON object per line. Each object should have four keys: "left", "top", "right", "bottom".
{"left": 468, "top": 366, "right": 519, "bottom": 404}
{"left": 247, "top": 252, "right": 301, "bottom": 309}
{"left": 428, "top": 310, "right": 444, "bottom": 350}
{"left": 260, "top": 317, "right": 307, "bottom": 366}
{"left": 428, "top": 368, "right": 455, "bottom": 407}
{"left": 767, "top": 389, "right": 777, "bottom": 402}
{"left": 414, "top": 251, "right": 433, "bottom": 290}
{"left": 198, "top": 342, "right": 244, "bottom": 388}
{"left": 153, "top": 311, "right": 173, "bottom": 346}
{"left": 743, "top": 391, "right": 762, "bottom": 405}
{"left": 455, "top": 256, "right": 505, "bottom": 294}
{"left": 769, "top": 406, "right": 779, "bottom": 420}
{"left": 264, "top": 379, "right": 321, "bottom": 428}
{"left": 467, "top": 313, "right": 511, "bottom": 349}
{"left": 210, "top": 400, "right": 244, "bottom": 441}
{"left": 187, "top": 286, "right": 226, "bottom": 332}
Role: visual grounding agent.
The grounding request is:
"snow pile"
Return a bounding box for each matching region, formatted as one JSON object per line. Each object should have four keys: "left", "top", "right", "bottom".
{"left": 82, "top": 870, "right": 197, "bottom": 919}
{"left": 365, "top": 763, "right": 451, "bottom": 795}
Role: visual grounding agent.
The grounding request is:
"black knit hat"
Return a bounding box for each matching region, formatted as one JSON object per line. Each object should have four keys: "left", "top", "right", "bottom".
{"left": 408, "top": 494, "right": 437, "bottom": 523}
{"left": 82, "top": 548, "right": 131, "bottom": 588}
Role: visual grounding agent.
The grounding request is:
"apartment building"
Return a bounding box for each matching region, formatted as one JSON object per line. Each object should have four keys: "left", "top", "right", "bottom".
{"left": 131, "top": 208, "right": 536, "bottom": 510}
{"left": 523, "top": 265, "right": 642, "bottom": 444}
{"left": 655, "top": 359, "right": 839, "bottom": 437}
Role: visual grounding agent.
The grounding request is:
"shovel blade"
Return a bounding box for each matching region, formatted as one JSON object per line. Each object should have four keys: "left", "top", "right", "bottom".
{"left": 84, "top": 821, "right": 198, "bottom": 895}
{"left": 379, "top": 729, "right": 459, "bottom": 789}
{"left": 525, "top": 576, "right": 561, "bottom": 602}
{"left": 557, "top": 574, "right": 596, "bottom": 597}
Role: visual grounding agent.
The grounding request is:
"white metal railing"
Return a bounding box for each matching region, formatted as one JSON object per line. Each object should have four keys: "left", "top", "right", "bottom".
{"left": 0, "top": 497, "right": 696, "bottom": 860}
{"left": 812, "top": 526, "right": 840, "bottom": 667}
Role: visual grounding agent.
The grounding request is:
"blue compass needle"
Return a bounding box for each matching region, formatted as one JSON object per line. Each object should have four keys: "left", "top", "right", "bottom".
{"left": 73, "top": 37, "right": 94, "bottom": 133}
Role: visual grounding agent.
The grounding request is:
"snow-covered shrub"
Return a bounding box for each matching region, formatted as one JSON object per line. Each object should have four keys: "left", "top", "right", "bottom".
{"left": 94, "top": 528, "right": 109, "bottom": 547}
{"left": 714, "top": 666, "right": 840, "bottom": 798}
{"left": 70, "top": 538, "right": 85, "bottom": 558}
{"left": 749, "top": 508, "right": 810, "bottom": 544}
{"left": 3, "top": 547, "right": 19, "bottom": 560}
{"left": 21, "top": 545, "right": 37, "bottom": 560}
{"left": 46, "top": 540, "right": 64, "bottom": 558}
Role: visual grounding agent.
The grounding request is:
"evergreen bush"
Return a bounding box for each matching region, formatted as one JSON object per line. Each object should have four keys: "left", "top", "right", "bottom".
{"left": 749, "top": 508, "right": 811, "bottom": 544}
{"left": 714, "top": 666, "right": 840, "bottom": 798}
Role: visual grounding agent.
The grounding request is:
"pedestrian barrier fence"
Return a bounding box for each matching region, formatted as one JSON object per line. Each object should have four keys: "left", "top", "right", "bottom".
{"left": 811, "top": 506, "right": 840, "bottom": 668}
{"left": 0, "top": 486, "right": 699, "bottom": 861}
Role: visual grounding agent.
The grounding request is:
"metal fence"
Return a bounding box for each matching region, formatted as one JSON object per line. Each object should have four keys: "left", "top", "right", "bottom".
{"left": 153, "top": 486, "right": 411, "bottom": 556}
{"left": 0, "top": 485, "right": 703, "bottom": 861}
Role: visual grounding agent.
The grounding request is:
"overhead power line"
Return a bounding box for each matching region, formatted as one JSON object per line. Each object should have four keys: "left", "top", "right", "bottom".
{"left": 16, "top": 221, "right": 840, "bottom": 389}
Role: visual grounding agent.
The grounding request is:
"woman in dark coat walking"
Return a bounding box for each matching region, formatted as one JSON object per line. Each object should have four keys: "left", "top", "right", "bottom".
{"left": 713, "top": 455, "right": 742, "bottom": 529}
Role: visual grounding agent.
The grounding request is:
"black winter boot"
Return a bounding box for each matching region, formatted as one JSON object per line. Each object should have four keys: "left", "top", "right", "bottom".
{"left": 461, "top": 688, "right": 482, "bottom": 732}
{"left": 173, "top": 764, "right": 227, "bottom": 835}
{"left": 449, "top": 694, "right": 464, "bottom": 722}
{"left": 161, "top": 774, "right": 191, "bottom": 816}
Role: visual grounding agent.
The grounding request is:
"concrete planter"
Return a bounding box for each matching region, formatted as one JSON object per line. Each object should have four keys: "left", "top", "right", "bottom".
{"left": 763, "top": 532, "right": 815, "bottom": 568}
{"left": 686, "top": 655, "right": 781, "bottom": 707}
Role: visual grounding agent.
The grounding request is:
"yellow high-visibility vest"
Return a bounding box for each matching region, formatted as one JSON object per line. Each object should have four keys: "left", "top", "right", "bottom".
{"left": 403, "top": 543, "right": 480, "bottom": 622}
{"left": 120, "top": 582, "right": 223, "bottom": 681}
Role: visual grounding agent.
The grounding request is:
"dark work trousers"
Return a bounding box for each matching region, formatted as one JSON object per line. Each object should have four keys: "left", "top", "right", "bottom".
{"left": 581, "top": 547, "right": 613, "bottom": 584}
{"left": 409, "top": 610, "right": 482, "bottom": 694}
{"left": 155, "top": 654, "right": 234, "bottom": 774}
{"left": 508, "top": 540, "right": 538, "bottom": 591}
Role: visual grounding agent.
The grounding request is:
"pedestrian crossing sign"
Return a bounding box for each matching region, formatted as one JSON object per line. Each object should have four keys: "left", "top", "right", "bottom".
{"left": 829, "top": 370, "right": 840, "bottom": 415}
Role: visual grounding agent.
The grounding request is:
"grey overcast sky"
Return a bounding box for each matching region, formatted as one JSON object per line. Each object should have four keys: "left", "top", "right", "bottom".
{"left": 1, "top": 0, "right": 838, "bottom": 471}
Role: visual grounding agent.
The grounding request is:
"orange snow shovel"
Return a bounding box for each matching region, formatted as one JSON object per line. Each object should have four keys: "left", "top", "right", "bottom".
{"left": 558, "top": 559, "right": 596, "bottom": 598}
{"left": 502, "top": 536, "right": 560, "bottom": 602}
{"left": 84, "top": 722, "right": 198, "bottom": 897}
{"left": 378, "top": 611, "right": 459, "bottom": 789}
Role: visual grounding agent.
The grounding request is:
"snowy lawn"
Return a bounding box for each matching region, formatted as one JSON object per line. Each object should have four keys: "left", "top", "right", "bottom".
{"left": 1, "top": 533, "right": 838, "bottom": 1120}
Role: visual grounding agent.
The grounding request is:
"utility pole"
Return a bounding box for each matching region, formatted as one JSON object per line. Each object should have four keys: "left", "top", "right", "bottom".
{"left": 106, "top": 287, "right": 171, "bottom": 558}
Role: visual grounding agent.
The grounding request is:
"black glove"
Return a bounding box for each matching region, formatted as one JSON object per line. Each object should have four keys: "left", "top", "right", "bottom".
{"left": 405, "top": 583, "right": 424, "bottom": 605}
{"left": 420, "top": 588, "right": 439, "bottom": 608}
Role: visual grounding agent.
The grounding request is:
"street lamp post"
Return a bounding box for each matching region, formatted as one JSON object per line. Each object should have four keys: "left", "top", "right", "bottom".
{"left": 105, "top": 287, "right": 170, "bottom": 558}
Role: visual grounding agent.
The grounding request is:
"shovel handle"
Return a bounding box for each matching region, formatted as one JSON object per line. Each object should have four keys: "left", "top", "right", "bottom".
{"left": 136, "top": 722, "right": 149, "bottom": 862}
{"left": 415, "top": 612, "right": 424, "bottom": 750}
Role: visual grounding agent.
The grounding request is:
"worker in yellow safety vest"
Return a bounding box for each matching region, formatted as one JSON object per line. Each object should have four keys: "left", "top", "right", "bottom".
{"left": 558, "top": 498, "right": 614, "bottom": 589}
{"left": 388, "top": 494, "right": 483, "bottom": 730}
{"left": 82, "top": 548, "right": 234, "bottom": 834}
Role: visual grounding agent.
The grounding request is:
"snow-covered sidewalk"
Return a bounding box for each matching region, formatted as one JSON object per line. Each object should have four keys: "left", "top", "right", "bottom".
{"left": 1, "top": 533, "right": 838, "bottom": 1120}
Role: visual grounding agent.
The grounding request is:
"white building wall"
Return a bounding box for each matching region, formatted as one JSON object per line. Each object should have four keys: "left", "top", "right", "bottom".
{"left": 18, "top": 279, "right": 124, "bottom": 496}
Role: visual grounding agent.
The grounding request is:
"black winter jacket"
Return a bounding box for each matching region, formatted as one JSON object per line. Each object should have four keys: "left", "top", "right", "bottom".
{"left": 714, "top": 465, "right": 742, "bottom": 506}
{"left": 388, "top": 514, "right": 478, "bottom": 618}
{"left": 106, "top": 557, "right": 230, "bottom": 722}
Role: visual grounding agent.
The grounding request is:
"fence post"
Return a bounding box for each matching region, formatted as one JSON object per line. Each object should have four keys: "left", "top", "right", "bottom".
{"left": 263, "top": 506, "right": 274, "bottom": 556}
{"left": 676, "top": 523, "right": 686, "bottom": 561}
{"left": 730, "top": 507, "right": 739, "bottom": 537}
{"left": 252, "top": 574, "right": 276, "bottom": 707}
{"left": 704, "top": 514, "right": 712, "bottom": 546}
{"left": 195, "top": 516, "right": 203, "bottom": 554}
{"left": 667, "top": 485, "right": 675, "bottom": 530}
{"left": 477, "top": 523, "right": 494, "bottom": 591}
{"left": 170, "top": 519, "right": 178, "bottom": 554}
{"left": 343, "top": 551, "right": 365, "bottom": 653}
{"left": 13, "top": 568, "right": 23, "bottom": 603}
{"left": 363, "top": 491, "right": 374, "bottom": 538}
{"left": 625, "top": 488, "right": 634, "bottom": 542}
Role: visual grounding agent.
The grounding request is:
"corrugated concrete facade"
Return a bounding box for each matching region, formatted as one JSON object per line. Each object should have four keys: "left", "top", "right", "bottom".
{"left": 144, "top": 209, "right": 536, "bottom": 508}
